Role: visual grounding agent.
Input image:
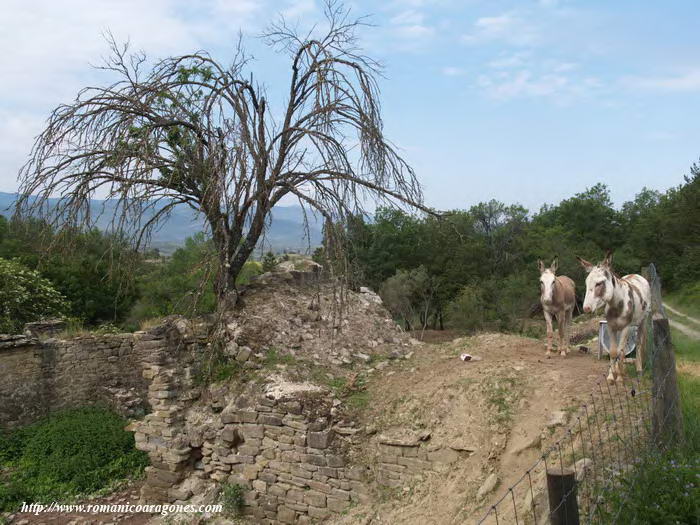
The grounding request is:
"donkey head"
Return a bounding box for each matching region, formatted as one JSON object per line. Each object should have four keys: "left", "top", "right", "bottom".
{"left": 538, "top": 256, "right": 558, "bottom": 305}
{"left": 577, "top": 250, "right": 614, "bottom": 313}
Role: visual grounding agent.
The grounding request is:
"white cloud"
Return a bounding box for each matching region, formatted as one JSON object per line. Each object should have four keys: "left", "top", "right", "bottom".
{"left": 477, "top": 68, "right": 601, "bottom": 103}
{"left": 389, "top": 9, "right": 435, "bottom": 40}
{"left": 281, "top": 0, "right": 318, "bottom": 20}
{"left": 0, "top": 0, "right": 266, "bottom": 190}
{"left": 461, "top": 11, "right": 539, "bottom": 47}
{"left": 624, "top": 70, "right": 700, "bottom": 92}
{"left": 487, "top": 51, "right": 530, "bottom": 69}
{"left": 442, "top": 66, "right": 466, "bottom": 76}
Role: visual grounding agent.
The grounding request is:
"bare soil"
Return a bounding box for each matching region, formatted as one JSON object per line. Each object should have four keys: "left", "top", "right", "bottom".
{"left": 332, "top": 322, "right": 608, "bottom": 525}
{"left": 9, "top": 481, "right": 152, "bottom": 525}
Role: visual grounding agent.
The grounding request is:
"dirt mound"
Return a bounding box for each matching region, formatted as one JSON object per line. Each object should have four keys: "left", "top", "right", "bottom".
{"left": 330, "top": 328, "right": 608, "bottom": 525}
{"left": 236, "top": 275, "right": 412, "bottom": 368}
{"left": 222, "top": 280, "right": 607, "bottom": 525}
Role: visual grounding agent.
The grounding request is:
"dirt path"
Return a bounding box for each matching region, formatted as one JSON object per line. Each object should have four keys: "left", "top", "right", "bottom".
{"left": 664, "top": 303, "right": 700, "bottom": 326}
{"left": 664, "top": 302, "right": 700, "bottom": 340}
{"left": 669, "top": 318, "right": 700, "bottom": 340}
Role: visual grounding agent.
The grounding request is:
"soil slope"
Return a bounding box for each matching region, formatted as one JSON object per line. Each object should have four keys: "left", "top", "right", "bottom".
{"left": 331, "top": 325, "right": 607, "bottom": 525}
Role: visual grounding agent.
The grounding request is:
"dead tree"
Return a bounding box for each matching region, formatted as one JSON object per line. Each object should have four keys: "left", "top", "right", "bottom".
{"left": 16, "top": 1, "right": 431, "bottom": 311}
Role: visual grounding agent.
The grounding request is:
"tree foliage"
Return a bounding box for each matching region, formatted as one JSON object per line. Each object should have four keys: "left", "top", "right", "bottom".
{"left": 0, "top": 215, "right": 140, "bottom": 325}
{"left": 126, "top": 233, "right": 263, "bottom": 328}
{"left": 352, "top": 168, "right": 699, "bottom": 334}
{"left": 262, "top": 251, "right": 277, "bottom": 273}
{"left": 0, "top": 258, "right": 68, "bottom": 334}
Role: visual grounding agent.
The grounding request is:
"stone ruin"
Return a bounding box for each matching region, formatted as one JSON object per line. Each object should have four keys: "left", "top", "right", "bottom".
{"left": 0, "top": 268, "right": 461, "bottom": 523}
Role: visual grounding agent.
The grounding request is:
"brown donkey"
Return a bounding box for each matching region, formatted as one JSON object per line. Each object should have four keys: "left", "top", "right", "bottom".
{"left": 538, "top": 257, "right": 576, "bottom": 357}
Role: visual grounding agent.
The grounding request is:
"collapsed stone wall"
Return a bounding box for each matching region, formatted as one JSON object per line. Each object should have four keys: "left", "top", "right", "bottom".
{"left": 127, "top": 274, "right": 467, "bottom": 524}
{"left": 1, "top": 268, "right": 451, "bottom": 523}
{"left": 134, "top": 377, "right": 372, "bottom": 524}
{"left": 0, "top": 322, "right": 189, "bottom": 429}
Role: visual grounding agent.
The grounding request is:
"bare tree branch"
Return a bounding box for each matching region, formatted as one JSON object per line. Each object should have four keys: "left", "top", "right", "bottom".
{"left": 17, "top": 0, "right": 431, "bottom": 311}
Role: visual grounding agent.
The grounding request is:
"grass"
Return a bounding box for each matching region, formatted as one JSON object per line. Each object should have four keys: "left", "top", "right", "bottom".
{"left": 601, "top": 305, "right": 700, "bottom": 524}
{"left": 262, "top": 347, "right": 297, "bottom": 368}
{"left": 219, "top": 482, "right": 245, "bottom": 517}
{"left": 192, "top": 348, "right": 242, "bottom": 386}
{"left": 308, "top": 368, "right": 371, "bottom": 411}
{"left": 672, "top": 329, "right": 700, "bottom": 363}
{"left": 0, "top": 406, "right": 148, "bottom": 512}
{"left": 485, "top": 374, "right": 521, "bottom": 425}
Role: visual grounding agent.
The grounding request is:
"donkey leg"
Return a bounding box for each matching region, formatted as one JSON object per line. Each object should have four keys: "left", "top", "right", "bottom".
{"left": 544, "top": 310, "right": 554, "bottom": 357}
{"left": 558, "top": 314, "right": 567, "bottom": 357}
{"left": 565, "top": 308, "right": 573, "bottom": 355}
{"left": 616, "top": 327, "right": 631, "bottom": 384}
{"left": 607, "top": 327, "right": 618, "bottom": 384}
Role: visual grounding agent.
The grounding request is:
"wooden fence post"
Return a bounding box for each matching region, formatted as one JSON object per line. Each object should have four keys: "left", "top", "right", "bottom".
{"left": 651, "top": 318, "right": 683, "bottom": 448}
{"left": 546, "top": 467, "right": 580, "bottom": 525}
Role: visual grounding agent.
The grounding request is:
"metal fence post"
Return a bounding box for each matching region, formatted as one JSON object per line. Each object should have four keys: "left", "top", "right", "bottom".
{"left": 546, "top": 467, "right": 580, "bottom": 525}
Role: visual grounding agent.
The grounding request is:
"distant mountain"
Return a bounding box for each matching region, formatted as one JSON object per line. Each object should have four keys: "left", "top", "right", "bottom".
{"left": 0, "top": 192, "right": 322, "bottom": 255}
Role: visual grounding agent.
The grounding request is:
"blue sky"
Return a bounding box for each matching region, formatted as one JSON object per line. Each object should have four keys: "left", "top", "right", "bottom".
{"left": 1, "top": 0, "right": 698, "bottom": 212}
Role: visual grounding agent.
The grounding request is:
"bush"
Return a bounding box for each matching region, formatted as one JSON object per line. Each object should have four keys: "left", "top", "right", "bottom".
{"left": 444, "top": 284, "right": 486, "bottom": 333}
{"left": 379, "top": 266, "right": 433, "bottom": 330}
{"left": 0, "top": 258, "right": 68, "bottom": 334}
{"left": 600, "top": 450, "right": 699, "bottom": 524}
{"left": 262, "top": 251, "right": 277, "bottom": 272}
{"left": 0, "top": 407, "right": 148, "bottom": 510}
{"left": 0, "top": 217, "right": 141, "bottom": 325}
{"left": 220, "top": 482, "right": 245, "bottom": 517}
{"left": 125, "top": 234, "right": 263, "bottom": 329}
{"left": 445, "top": 274, "right": 535, "bottom": 334}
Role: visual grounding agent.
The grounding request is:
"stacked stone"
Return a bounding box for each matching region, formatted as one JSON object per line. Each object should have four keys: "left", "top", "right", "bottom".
{"left": 374, "top": 433, "right": 464, "bottom": 489}
{"left": 163, "top": 389, "right": 371, "bottom": 524}
{"left": 131, "top": 328, "right": 195, "bottom": 503}
{"left": 0, "top": 330, "right": 152, "bottom": 428}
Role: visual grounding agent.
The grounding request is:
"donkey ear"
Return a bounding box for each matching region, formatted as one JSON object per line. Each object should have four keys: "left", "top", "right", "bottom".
{"left": 550, "top": 256, "right": 558, "bottom": 273}
{"left": 603, "top": 250, "right": 614, "bottom": 268}
{"left": 538, "top": 260, "right": 545, "bottom": 273}
{"left": 576, "top": 256, "right": 594, "bottom": 273}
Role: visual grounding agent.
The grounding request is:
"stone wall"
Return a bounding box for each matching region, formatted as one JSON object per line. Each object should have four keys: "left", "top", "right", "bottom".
{"left": 0, "top": 322, "right": 186, "bottom": 429}
{"left": 131, "top": 364, "right": 372, "bottom": 524}
{"left": 373, "top": 431, "right": 467, "bottom": 488}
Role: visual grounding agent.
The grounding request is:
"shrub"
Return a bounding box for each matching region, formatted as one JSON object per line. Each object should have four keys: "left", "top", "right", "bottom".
{"left": 219, "top": 482, "right": 245, "bottom": 517}
{"left": 600, "top": 451, "right": 699, "bottom": 524}
{"left": 444, "top": 284, "right": 486, "bottom": 333}
{"left": 262, "top": 251, "right": 277, "bottom": 272}
{"left": 0, "top": 407, "right": 148, "bottom": 511}
{"left": 0, "top": 258, "right": 68, "bottom": 334}
{"left": 602, "top": 330, "right": 699, "bottom": 523}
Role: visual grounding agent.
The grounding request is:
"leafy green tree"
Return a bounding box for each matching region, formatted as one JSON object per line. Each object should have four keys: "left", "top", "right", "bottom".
{"left": 262, "top": 252, "right": 277, "bottom": 272}
{"left": 379, "top": 266, "right": 433, "bottom": 331}
{"left": 127, "top": 233, "right": 217, "bottom": 324}
{"left": 126, "top": 234, "right": 262, "bottom": 328}
{"left": 0, "top": 216, "right": 140, "bottom": 325}
{"left": 0, "top": 258, "right": 68, "bottom": 333}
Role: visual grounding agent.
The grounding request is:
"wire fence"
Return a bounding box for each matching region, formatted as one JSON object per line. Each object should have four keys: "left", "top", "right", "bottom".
{"left": 475, "top": 264, "right": 683, "bottom": 525}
